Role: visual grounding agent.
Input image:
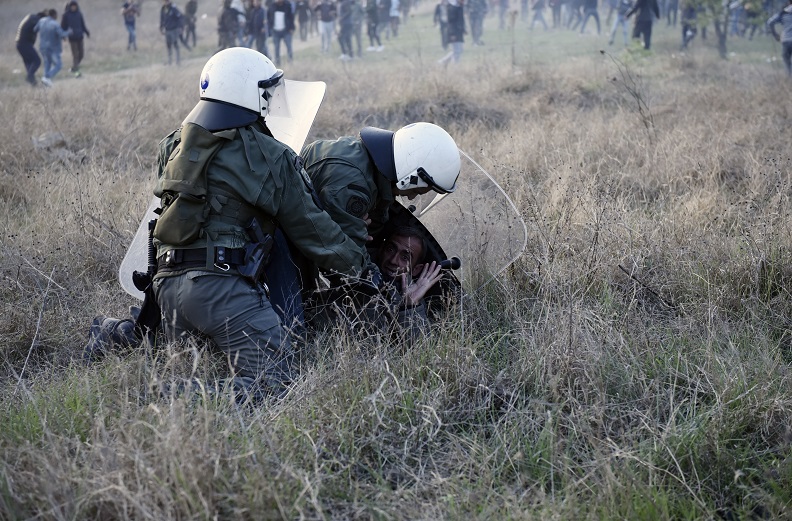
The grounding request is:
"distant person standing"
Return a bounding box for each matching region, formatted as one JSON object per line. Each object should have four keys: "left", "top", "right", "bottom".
{"left": 531, "top": 0, "right": 549, "bottom": 29}
{"left": 550, "top": 0, "right": 562, "bottom": 27}
{"left": 579, "top": 0, "right": 601, "bottom": 33}
{"left": 366, "top": 0, "right": 383, "bottom": 49}
{"left": 268, "top": 0, "right": 295, "bottom": 65}
{"left": 608, "top": 0, "right": 632, "bottom": 44}
{"left": 315, "top": 0, "right": 337, "bottom": 52}
{"left": 35, "top": 9, "right": 71, "bottom": 86}
{"left": 767, "top": 0, "right": 792, "bottom": 76}
{"left": 121, "top": 1, "right": 140, "bottom": 51}
{"left": 467, "top": 0, "right": 487, "bottom": 43}
{"left": 351, "top": 0, "right": 364, "bottom": 56}
{"left": 626, "top": 0, "right": 659, "bottom": 49}
{"left": 248, "top": 0, "right": 269, "bottom": 55}
{"left": 160, "top": 0, "right": 185, "bottom": 65}
{"left": 184, "top": 0, "right": 198, "bottom": 47}
{"left": 295, "top": 0, "right": 312, "bottom": 40}
{"left": 433, "top": 0, "right": 449, "bottom": 49}
{"left": 16, "top": 10, "right": 46, "bottom": 86}
{"left": 338, "top": 0, "right": 355, "bottom": 58}
{"left": 217, "top": 0, "right": 240, "bottom": 50}
{"left": 666, "top": 0, "right": 677, "bottom": 25}
{"left": 389, "top": 0, "right": 400, "bottom": 37}
{"left": 679, "top": 0, "right": 696, "bottom": 49}
{"left": 378, "top": 0, "right": 392, "bottom": 39}
{"left": 61, "top": 1, "right": 90, "bottom": 77}
{"left": 438, "top": 0, "right": 464, "bottom": 66}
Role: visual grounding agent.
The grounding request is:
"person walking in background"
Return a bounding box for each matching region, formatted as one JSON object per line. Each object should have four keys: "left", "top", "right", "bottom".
{"left": 16, "top": 10, "right": 46, "bottom": 86}
{"left": 35, "top": 9, "right": 71, "bottom": 86}
{"left": 248, "top": 0, "right": 269, "bottom": 55}
{"left": 626, "top": 0, "right": 659, "bottom": 49}
{"left": 389, "top": 0, "right": 401, "bottom": 37}
{"left": 679, "top": 0, "right": 696, "bottom": 49}
{"left": 433, "top": 0, "right": 449, "bottom": 49}
{"left": 217, "top": 0, "right": 240, "bottom": 50}
{"left": 550, "top": 0, "right": 562, "bottom": 27}
{"left": 61, "top": 1, "right": 90, "bottom": 77}
{"left": 366, "top": 0, "right": 383, "bottom": 49}
{"left": 767, "top": 0, "right": 792, "bottom": 76}
{"left": 295, "top": 0, "right": 312, "bottom": 40}
{"left": 467, "top": 0, "right": 487, "bottom": 44}
{"left": 608, "top": 0, "right": 632, "bottom": 44}
{"left": 378, "top": 0, "right": 392, "bottom": 39}
{"left": 567, "top": 0, "right": 584, "bottom": 29}
{"left": 351, "top": 0, "right": 364, "bottom": 56}
{"left": 315, "top": 0, "right": 337, "bottom": 52}
{"left": 338, "top": 0, "right": 355, "bottom": 58}
{"left": 121, "top": 1, "right": 140, "bottom": 51}
{"left": 666, "top": 0, "right": 677, "bottom": 25}
{"left": 438, "top": 0, "right": 464, "bottom": 66}
{"left": 579, "top": 0, "right": 601, "bottom": 33}
{"left": 160, "top": 0, "right": 185, "bottom": 65}
{"left": 268, "top": 0, "right": 295, "bottom": 65}
{"left": 184, "top": 0, "right": 198, "bottom": 47}
{"left": 231, "top": 0, "right": 248, "bottom": 45}
{"left": 743, "top": 0, "right": 761, "bottom": 39}
{"left": 531, "top": 0, "right": 549, "bottom": 28}
{"left": 605, "top": 0, "right": 618, "bottom": 25}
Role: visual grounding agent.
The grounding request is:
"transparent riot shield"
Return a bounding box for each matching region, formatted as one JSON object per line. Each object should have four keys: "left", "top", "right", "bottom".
{"left": 118, "top": 80, "right": 326, "bottom": 299}
{"left": 396, "top": 149, "right": 527, "bottom": 293}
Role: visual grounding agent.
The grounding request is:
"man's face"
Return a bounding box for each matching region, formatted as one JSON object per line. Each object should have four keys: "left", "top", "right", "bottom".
{"left": 378, "top": 234, "right": 424, "bottom": 278}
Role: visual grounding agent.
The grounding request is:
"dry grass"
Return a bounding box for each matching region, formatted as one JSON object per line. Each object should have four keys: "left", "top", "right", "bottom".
{"left": 1, "top": 0, "right": 791, "bottom": 519}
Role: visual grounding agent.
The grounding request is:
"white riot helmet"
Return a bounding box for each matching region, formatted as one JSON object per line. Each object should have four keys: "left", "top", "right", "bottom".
{"left": 360, "top": 122, "right": 460, "bottom": 194}
{"left": 182, "top": 47, "right": 284, "bottom": 132}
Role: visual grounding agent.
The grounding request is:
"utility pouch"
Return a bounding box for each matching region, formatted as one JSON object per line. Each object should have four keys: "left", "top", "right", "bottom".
{"left": 153, "top": 192, "right": 208, "bottom": 245}
{"left": 153, "top": 123, "right": 230, "bottom": 246}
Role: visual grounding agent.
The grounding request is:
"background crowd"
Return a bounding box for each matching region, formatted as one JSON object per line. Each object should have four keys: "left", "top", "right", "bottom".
{"left": 14, "top": 0, "right": 792, "bottom": 87}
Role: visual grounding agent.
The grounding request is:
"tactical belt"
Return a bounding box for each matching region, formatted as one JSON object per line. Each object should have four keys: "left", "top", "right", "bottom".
{"left": 157, "top": 247, "right": 246, "bottom": 273}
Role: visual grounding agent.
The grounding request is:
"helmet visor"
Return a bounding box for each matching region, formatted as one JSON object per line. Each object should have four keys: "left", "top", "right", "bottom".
{"left": 266, "top": 79, "right": 326, "bottom": 152}
{"left": 417, "top": 166, "right": 457, "bottom": 194}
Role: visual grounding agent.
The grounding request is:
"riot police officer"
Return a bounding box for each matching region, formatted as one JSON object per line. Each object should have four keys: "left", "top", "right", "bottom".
{"left": 152, "top": 47, "right": 368, "bottom": 400}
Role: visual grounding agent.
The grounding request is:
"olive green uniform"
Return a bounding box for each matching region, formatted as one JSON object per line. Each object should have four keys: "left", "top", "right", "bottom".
{"left": 153, "top": 121, "right": 367, "bottom": 398}
{"left": 301, "top": 136, "right": 434, "bottom": 340}
{"left": 301, "top": 136, "right": 395, "bottom": 263}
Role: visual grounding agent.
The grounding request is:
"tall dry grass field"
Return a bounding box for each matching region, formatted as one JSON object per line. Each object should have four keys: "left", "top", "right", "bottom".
{"left": 1, "top": 0, "right": 791, "bottom": 518}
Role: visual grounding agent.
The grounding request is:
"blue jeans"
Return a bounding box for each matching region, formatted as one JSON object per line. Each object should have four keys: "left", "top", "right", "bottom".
{"left": 609, "top": 13, "right": 629, "bottom": 44}
{"left": 125, "top": 22, "right": 137, "bottom": 50}
{"left": 165, "top": 28, "right": 181, "bottom": 64}
{"left": 40, "top": 46, "right": 63, "bottom": 79}
{"left": 271, "top": 30, "right": 293, "bottom": 66}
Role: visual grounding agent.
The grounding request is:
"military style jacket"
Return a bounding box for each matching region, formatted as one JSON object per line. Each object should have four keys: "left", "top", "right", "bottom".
{"left": 154, "top": 121, "right": 367, "bottom": 279}
{"left": 301, "top": 136, "right": 395, "bottom": 264}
